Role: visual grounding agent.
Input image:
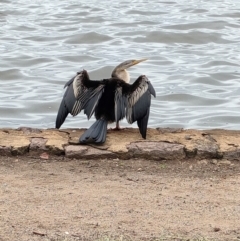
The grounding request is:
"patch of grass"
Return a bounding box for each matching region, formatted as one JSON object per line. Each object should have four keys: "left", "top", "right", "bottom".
{"left": 158, "top": 163, "right": 167, "bottom": 169}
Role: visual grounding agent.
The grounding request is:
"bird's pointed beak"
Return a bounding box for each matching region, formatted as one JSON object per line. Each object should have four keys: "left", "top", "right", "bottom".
{"left": 132, "top": 58, "right": 148, "bottom": 66}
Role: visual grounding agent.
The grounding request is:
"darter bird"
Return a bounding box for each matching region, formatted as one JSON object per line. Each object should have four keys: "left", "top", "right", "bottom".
{"left": 55, "top": 59, "right": 156, "bottom": 144}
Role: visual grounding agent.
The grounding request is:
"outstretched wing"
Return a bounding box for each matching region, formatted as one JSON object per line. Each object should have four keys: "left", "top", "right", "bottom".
{"left": 55, "top": 70, "right": 104, "bottom": 129}
{"left": 124, "top": 75, "right": 156, "bottom": 138}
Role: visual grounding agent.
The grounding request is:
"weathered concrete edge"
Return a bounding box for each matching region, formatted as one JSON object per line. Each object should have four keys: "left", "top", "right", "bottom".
{"left": 1, "top": 127, "right": 240, "bottom": 161}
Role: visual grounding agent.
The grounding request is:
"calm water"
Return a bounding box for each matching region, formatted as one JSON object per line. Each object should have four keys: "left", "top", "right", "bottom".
{"left": 1, "top": 0, "right": 240, "bottom": 130}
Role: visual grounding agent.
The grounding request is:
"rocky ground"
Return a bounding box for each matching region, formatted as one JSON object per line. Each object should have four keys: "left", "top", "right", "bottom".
{"left": 0, "top": 155, "right": 240, "bottom": 241}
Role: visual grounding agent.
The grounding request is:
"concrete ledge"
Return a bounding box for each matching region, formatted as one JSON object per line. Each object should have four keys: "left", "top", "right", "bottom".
{"left": 1, "top": 127, "right": 240, "bottom": 161}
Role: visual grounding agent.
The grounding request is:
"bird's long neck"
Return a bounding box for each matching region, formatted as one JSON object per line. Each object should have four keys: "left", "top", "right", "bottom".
{"left": 112, "top": 69, "right": 130, "bottom": 83}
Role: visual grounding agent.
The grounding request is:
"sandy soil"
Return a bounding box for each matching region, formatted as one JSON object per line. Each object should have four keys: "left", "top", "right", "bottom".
{"left": 0, "top": 156, "right": 240, "bottom": 241}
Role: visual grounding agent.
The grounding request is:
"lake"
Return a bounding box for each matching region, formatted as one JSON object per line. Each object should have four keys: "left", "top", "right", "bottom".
{"left": 1, "top": 0, "right": 240, "bottom": 130}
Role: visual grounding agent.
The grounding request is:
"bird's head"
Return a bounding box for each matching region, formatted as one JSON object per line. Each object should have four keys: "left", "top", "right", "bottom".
{"left": 111, "top": 58, "right": 147, "bottom": 83}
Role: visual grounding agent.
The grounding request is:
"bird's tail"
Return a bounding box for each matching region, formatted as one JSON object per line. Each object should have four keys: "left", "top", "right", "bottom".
{"left": 79, "top": 119, "right": 108, "bottom": 144}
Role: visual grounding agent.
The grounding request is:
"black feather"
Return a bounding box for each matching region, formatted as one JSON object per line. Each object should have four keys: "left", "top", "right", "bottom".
{"left": 148, "top": 81, "right": 156, "bottom": 97}
{"left": 131, "top": 91, "right": 151, "bottom": 123}
{"left": 83, "top": 88, "right": 104, "bottom": 119}
{"left": 80, "top": 119, "right": 108, "bottom": 144}
{"left": 55, "top": 98, "right": 69, "bottom": 129}
{"left": 137, "top": 107, "right": 150, "bottom": 139}
{"left": 55, "top": 84, "right": 76, "bottom": 129}
{"left": 115, "top": 88, "right": 126, "bottom": 122}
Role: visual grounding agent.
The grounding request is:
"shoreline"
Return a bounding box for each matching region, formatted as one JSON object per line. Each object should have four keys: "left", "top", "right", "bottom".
{"left": 1, "top": 127, "right": 240, "bottom": 161}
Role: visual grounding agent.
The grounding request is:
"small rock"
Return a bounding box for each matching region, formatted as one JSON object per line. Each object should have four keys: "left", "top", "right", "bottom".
{"left": 30, "top": 138, "right": 47, "bottom": 151}
{"left": 198, "top": 159, "right": 208, "bottom": 165}
{"left": 211, "top": 159, "right": 218, "bottom": 165}
{"left": 127, "top": 177, "right": 139, "bottom": 182}
{"left": 40, "top": 152, "right": 49, "bottom": 160}
{"left": 18, "top": 127, "right": 41, "bottom": 134}
{"left": 119, "top": 173, "right": 127, "bottom": 177}
{"left": 65, "top": 145, "right": 88, "bottom": 158}
{"left": 189, "top": 165, "right": 193, "bottom": 171}
{"left": 218, "top": 160, "right": 231, "bottom": 165}
{"left": 185, "top": 135, "right": 192, "bottom": 140}
{"left": 127, "top": 141, "right": 185, "bottom": 160}
{"left": 213, "top": 227, "right": 220, "bottom": 232}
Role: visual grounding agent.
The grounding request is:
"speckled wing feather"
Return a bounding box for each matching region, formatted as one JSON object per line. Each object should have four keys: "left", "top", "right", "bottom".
{"left": 55, "top": 70, "right": 104, "bottom": 129}
{"left": 72, "top": 72, "right": 104, "bottom": 119}
{"left": 125, "top": 75, "right": 156, "bottom": 138}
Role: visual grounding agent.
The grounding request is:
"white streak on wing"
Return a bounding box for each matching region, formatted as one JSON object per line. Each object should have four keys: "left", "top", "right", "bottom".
{"left": 71, "top": 84, "right": 105, "bottom": 117}
{"left": 78, "top": 89, "right": 89, "bottom": 102}
{"left": 126, "top": 107, "right": 133, "bottom": 124}
{"left": 88, "top": 87, "right": 104, "bottom": 118}
{"left": 71, "top": 70, "right": 106, "bottom": 117}
{"left": 71, "top": 100, "right": 80, "bottom": 116}
{"left": 71, "top": 72, "right": 95, "bottom": 115}
{"left": 128, "top": 80, "right": 148, "bottom": 107}
{"left": 88, "top": 85, "right": 104, "bottom": 100}
{"left": 73, "top": 72, "right": 86, "bottom": 99}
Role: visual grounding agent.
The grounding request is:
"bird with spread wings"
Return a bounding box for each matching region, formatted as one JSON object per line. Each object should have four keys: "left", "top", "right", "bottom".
{"left": 56, "top": 59, "right": 156, "bottom": 144}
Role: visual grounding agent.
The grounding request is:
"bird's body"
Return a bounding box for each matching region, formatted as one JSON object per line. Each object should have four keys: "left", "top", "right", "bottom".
{"left": 95, "top": 78, "right": 120, "bottom": 122}
{"left": 56, "top": 59, "right": 156, "bottom": 144}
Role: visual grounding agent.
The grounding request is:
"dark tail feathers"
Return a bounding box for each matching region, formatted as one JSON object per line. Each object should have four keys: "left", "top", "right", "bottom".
{"left": 79, "top": 119, "right": 108, "bottom": 144}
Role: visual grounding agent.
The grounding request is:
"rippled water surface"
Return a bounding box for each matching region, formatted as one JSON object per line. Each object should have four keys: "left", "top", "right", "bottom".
{"left": 1, "top": 0, "right": 240, "bottom": 129}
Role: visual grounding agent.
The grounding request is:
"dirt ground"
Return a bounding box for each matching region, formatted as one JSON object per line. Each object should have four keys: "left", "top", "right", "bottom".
{"left": 0, "top": 156, "right": 240, "bottom": 241}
